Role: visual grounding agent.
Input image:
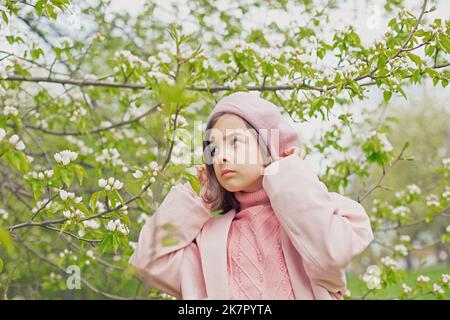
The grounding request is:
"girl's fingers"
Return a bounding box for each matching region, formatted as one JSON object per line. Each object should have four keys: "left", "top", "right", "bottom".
{"left": 283, "top": 147, "right": 294, "bottom": 156}
{"left": 283, "top": 147, "right": 306, "bottom": 159}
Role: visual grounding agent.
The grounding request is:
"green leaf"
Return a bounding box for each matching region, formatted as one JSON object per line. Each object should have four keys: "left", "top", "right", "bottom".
{"left": 414, "top": 29, "right": 428, "bottom": 37}
{"left": 2, "top": 10, "right": 9, "bottom": 24}
{"left": 122, "top": 214, "right": 131, "bottom": 228}
{"left": 74, "top": 203, "right": 90, "bottom": 216}
{"left": 438, "top": 34, "right": 450, "bottom": 54}
{"left": 45, "top": 4, "right": 57, "bottom": 19}
{"left": 32, "top": 180, "right": 43, "bottom": 201}
{"left": 136, "top": 197, "right": 147, "bottom": 212}
{"left": 30, "top": 48, "right": 44, "bottom": 60}
{"left": 383, "top": 90, "right": 392, "bottom": 103}
{"left": 0, "top": 227, "right": 13, "bottom": 255}
{"left": 377, "top": 53, "right": 388, "bottom": 69}
{"left": 60, "top": 167, "right": 74, "bottom": 188}
{"left": 107, "top": 193, "right": 116, "bottom": 209}
{"left": 73, "top": 164, "right": 87, "bottom": 186}
{"left": 65, "top": 48, "right": 75, "bottom": 64}
{"left": 90, "top": 191, "right": 102, "bottom": 211}
{"left": 112, "top": 190, "right": 125, "bottom": 206}
{"left": 0, "top": 257, "right": 3, "bottom": 273}
{"left": 100, "top": 233, "right": 113, "bottom": 253}
{"left": 35, "top": 0, "right": 45, "bottom": 16}
{"left": 4, "top": 151, "right": 29, "bottom": 173}
{"left": 406, "top": 52, "right": 422, "bottom": 66}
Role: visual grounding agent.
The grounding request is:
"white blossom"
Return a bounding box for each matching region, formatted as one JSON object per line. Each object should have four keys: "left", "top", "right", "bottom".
{"left": 14, "top": 140, "right": 25, "bottom": 150}
{"left": 106, "top": 220, "right": 117, "bottom": 232}
{"left": 133, "top": 170, "right": 143, "bottom": 179}
{"left": 86, "top": 249, "right": 96, "bottom": 260}
{"left": 417, "top": 275, "right": 430, "bottom": 283}
{"left": 95, "top": 148, "right": 125, "bottom": 168}
{"left": 133, "top": 137, "right": 147, "bottom": 145}
{"left": 129, "top": 241, "right": 137, "bottom": 251}
{"left": 406, "top": 184, "right": 421, "bottom": 195}
{"left": 0, "top": 208, "right": 9, "bottom": 219}
{"left": 137, "top": 213, "right": 149, "bottom": 224}
{"left": 3, "top": 106, "right": 18, "bottom": 116}
{"left": 362, "top": 265, "right": 382, "bottom": 290}
{"left": 224, "top": 78, "right": 242, "bottom": 90}
{"left": 106, "top": 219, "right": 129, "bottom": 235}
{"left": 98, "top": 178, "right": 107, "bottom": 188}
{"left": 400, "top": 235, "right": 411, "bottom": 243}
{"left": 31, "top": 198, "right": 52, "bottom": 214}
{"left": 442, "top": 158, "right": 450, "bottom": 169}
{"left": 426, "top": 194, "right": 440, "bottom": 207}
{"left": 98, "top": 177, "right": 123, "bottom": 191}
{"left": 402, "top": 283, "right": 412, "bottom": 293}
{"left": 433, "top": 283, "right": 444, "bottom": 294}
{"left": 63, "top": 209, "right": 83, "bottom": 219}
{"left": 392, "top": 206, "right": 411, "bottom": 217}
{"left": 343, "top": 289, "right": 351, "bottom": 298}
{"left": 145, "top": 161, "right": 160, "bottom": 172}
{"left": 442, "top": 187, "right": 450, "bottom": 201}
{"left": 395, "top": 190, "right": 405, "bottom": 199}
{"left": 59, "top": 189, "right": 75, "bottom": 201}
{"left": 54, "top": 150, "right": 78, "bottom": 165}
{"left": 394, "top": 244, "right": 408, "bottom": 256}
{"left": 59, "top": 36, "right": 73, "bottom": 47}
{"left": 381, "top": 256, "right": 399, "bottom": 269}
{"left": 441, "top": 274, "right": 449, "bottom": 284}
{"left": 8, "top": 134, "right": 26, "bottom": 150}
{"left": 377, "top": 133, "right": 393, "bottom": 152}
{"left": 0, "top": 128, "right": 6, "bottom": 141}
{"left": 83, "top": 219, "right": 100, "bottom": 229}
{"left": 171, "top": 114, "right": 188, "bottom": 128}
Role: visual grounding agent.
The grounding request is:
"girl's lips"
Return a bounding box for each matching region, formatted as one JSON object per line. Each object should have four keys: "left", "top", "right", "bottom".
{"left": 221, "top": 171, "right": 236, "bottom": 178}
{"left": 221, "top": 169, "right": 236, "bottom": 177}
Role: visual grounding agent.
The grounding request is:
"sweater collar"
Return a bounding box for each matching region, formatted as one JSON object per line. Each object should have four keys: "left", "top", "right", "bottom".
{"left": 234, "top": 187, "right": 270, "bottom": 211}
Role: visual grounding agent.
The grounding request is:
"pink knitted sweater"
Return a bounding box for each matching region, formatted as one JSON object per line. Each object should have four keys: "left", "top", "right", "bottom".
{"left": 227, "top": 187, "right": 295, "bottom": 300}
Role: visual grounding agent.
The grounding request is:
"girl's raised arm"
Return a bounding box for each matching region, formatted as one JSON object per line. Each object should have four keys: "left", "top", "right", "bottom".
{"left": 262, "top": 154, "right": 374, "bottom": 295}
{"left": 128, "top": 182, "right": 212, "bottom": 298}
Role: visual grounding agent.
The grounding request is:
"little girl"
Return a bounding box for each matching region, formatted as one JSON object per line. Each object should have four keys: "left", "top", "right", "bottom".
{"left": 129, "top": 92, "right": 374, "bottom": 300}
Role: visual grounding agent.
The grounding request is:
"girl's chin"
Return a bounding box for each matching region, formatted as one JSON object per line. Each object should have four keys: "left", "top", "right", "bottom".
{"left": 221, "top": 180, "right": 243, "bottom": 192}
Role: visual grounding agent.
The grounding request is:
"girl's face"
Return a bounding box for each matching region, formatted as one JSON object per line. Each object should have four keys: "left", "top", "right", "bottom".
{"left": 208, "top": 114, "right": 267, "bottom": 193}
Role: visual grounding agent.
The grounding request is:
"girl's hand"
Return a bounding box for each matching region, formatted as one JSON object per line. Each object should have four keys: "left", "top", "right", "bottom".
{"left": 282, "top": 146, "right": 306, "bottom": 160}
{"left": 196, "top": 164, "right": 212, "bottom": 201}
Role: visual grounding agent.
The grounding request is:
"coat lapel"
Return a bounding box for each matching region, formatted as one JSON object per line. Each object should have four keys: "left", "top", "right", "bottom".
{"left": 280, "top": 228, "right": 316, "bottom": 299}
{"left": 200, "top": 210, "right": 317, "bottom": 300}
{"left": 200, "top": 209, "right": 236, "bottom": 299}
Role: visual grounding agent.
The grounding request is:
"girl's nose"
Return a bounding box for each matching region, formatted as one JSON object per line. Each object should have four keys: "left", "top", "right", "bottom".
{"left": 214, "top": 148, "right": 230, "bottom": 165}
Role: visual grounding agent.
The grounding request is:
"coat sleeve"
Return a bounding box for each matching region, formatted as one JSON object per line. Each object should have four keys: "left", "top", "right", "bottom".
{"left": 128, "top": 182, "right": 212, "bottom": 298}
{"left": 262, "top": 154, "right": 374, "bottom": 294}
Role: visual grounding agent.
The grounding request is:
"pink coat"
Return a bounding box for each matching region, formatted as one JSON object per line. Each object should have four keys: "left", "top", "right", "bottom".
{"left": 128, "top": 154, "right": 374, "bottom": 299}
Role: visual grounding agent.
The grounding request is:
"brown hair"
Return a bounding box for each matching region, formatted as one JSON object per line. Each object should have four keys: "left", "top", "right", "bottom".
{"left": 202, "top": 112, "right": 272, "bottom": 214}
